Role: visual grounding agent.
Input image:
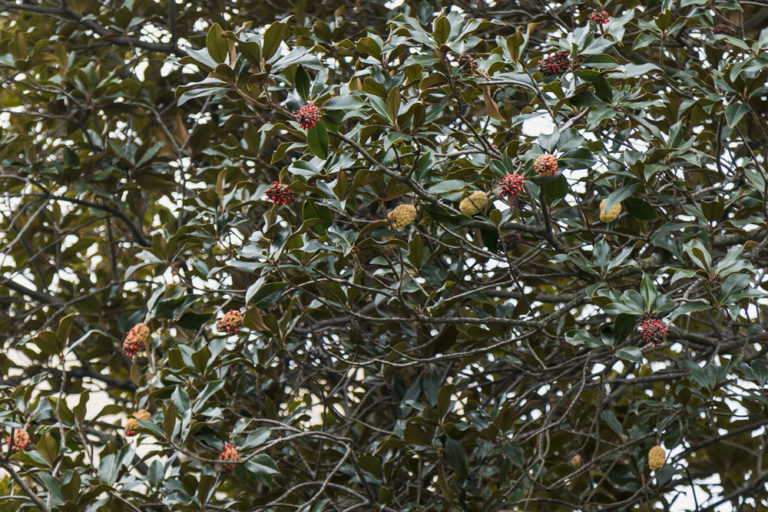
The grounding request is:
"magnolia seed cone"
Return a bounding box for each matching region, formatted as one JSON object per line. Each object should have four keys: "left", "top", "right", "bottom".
{"left": 648, "top": 445, "right": 666, "bottom": 472}
{"left": 459, "top": 191, "right": 489, "bottom": 216}
{"left": 387, "top": 204, "right": 417, "bottom": 229}
{"left": 599, "top": 199, "right": 622, "bottom": 222}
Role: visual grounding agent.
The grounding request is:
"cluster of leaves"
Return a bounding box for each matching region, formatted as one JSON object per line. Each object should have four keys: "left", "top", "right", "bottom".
{"left": 2, "top": 0, "right": 768, "bottom": 510}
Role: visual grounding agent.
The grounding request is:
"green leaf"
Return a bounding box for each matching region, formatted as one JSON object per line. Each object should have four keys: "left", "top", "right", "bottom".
{"left": 603, "top": 184, "right": 638, "bottom": 213}
{"left": 543, "top": 174, "right": 569, "bottom": 200}
{"left": 193, "top": 380, "right": 225, "bottom": 413}
{"left": 623, "top": 197, "right": 657, "bottom": 220}
{"left": 574, "top": 70, "right": 612, "bottom": 102}
{"left": 35, "top": 330, "right": 60, "bottom": 355}
{"left": 57, "top": 312, "right": 77, "bottom": 349}
{"left": 177, "top": 312, "right": 213, "bottom": 330}
{"left": 241, "top": 428, "right": 271, "bottom": 450}
{"left": 262, "top": 22, "right": 289, "bottom": 60}
{"left": 307, "top": 122, "right": 329, "bottom": 159}
{"left": 725, "top": 103, "right": 750, "bottom": 128}
{"left": 249, "top": 454, "right": 280, "bottom": 476}
{"left": 98, "top": 444, "right": 133, "bottom": 486}
{"left": 356, "top": 36, "right": 381, "bottom": 59}
{"left": 565, "top": 329, "right": 603, "bottom": 348}
{"left": 609, "top": 63, "right": 661, "bottom": 79}
{"left": 670, "top": 300, "right": 711, "bottom": 319}
{"left": 433, "top": 15, "right": 450, "bottom": 45}
{"left": 36, "top": 433, "right": 59, "bottom": 466}
{"left": 640, "top": 274, "right": 657, "bottom": 311}
{"left": 504, "top": 441, "right": 524, "bottom": 466}
{"left": 172, "top": 387, "right": 191, "bottom": 415}
{"left": 237, "top": 40, "right": 261, "bottom": 66}
{"left": 614, "top": 314, "right": 636, "bottom": 343}
{"left": 251, "top": 282, "right": 289, "bottom": 308}
{"left": 38, "top": 473, "right": 65, "bottom": 506}
{"left": 295, "top": 65, "right": 310, "bottom": 100}
{"left": 386, "top": 87, "right": 401, "bottom": 122}
{"left": 445, "top": 437, "right": 469, "bottom": 478}
{"left": 600, "top": 410, "right": 623, "bottom": 435}
{"left": 206, "top": 23, "right": 228, "bottom": 63}
{"left": 185, "top": 47, "right": 218, "bottom": 70}
{"left": 616, "top": 346, "right": 643, "bottom": 364}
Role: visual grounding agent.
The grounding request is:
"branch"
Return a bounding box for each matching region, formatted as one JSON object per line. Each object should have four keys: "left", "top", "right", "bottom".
{"left": 29, "top": 194, "right": 151, "bottom": 247}
{"left": 0, "top": 276, "right": 60, "bottom": 304}
{"left": 0, "top": 2, "right": 185, "bottom": 57}
{"left": 0, "top": 461, "right": 52, "bottom": 512}
{"left": 329, "top": 131, "right": 539, "bottom": 234}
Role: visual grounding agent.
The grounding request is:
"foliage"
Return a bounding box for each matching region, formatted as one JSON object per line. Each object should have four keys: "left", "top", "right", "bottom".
{"left": 2, "top": 0, "right": 768, "bottom": 510}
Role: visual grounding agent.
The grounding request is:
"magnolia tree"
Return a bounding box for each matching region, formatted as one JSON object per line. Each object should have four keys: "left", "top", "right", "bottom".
{"left": 2, "top": 0, "right": 768, "bottom": 510}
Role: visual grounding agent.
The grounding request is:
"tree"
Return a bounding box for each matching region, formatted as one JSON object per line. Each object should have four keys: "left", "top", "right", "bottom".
{"left": 1, "top": 0, "right": 768, "bottom": 510}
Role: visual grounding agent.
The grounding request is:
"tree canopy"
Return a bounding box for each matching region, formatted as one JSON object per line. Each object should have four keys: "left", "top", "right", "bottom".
{"left": 2, "top": 0, "right": 768, "bottom": 510}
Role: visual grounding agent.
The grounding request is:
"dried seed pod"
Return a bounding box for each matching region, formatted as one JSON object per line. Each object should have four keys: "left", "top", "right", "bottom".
{"left": 501, "top": 231, "right": 523, "bottom": 251}
{"left": 711, "top": 25, "right": 737, "bottom": 36}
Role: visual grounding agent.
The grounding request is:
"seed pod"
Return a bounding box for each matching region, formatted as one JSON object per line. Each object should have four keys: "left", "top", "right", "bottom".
{"left": 538, "top": 51, "right": 571, "bottom": 76}
{"left": 125, "top": 409, "right": 152, "bottom": 436}
{"left": 640, "top": 318, "right": 668, "bottom": 345}
{"left": 134, "top": 409, "right": 151, "bottom": 421}
{"left": 459, "top": 191, "right": 489, "bottom": 215}
{"left": 6, "top": 429, "right": 30, "bottom": 449}
{"left": 217, "top": 310, "right": 244, "bottom": 335}
{"left": 533, "top": 154, "right": 558, "bottom": 176}
{"left": 499, "top": 173, "right": 526, "bottom": 198}
{"left": 387, "top": 204, "right": 417, "bottom": 229}
{"left": 648, "top": 445, "right": 666, "bottom": 472}
{"left": 124, "top": 418, "right": 139, "bottom": 436}
{"left": 590, "top": 10, "right": 610, "bottom": 24}
{"left": 294, "top": 102, "right": 322, "bottom": 130}
{"left": 123, "top": 323, "right": 150, "bottom": 357}
{"left": 220, "top": 443, "right": 240, "bottom": 475}
{"left": 501, "top": 231, "right": 522, "bottom": 252}
{"left": 599, "top": 199, "right": 622, "bottom": 222}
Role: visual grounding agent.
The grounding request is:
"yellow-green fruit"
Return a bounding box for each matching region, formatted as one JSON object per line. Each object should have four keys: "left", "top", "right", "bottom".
{"left": 648, "top": 445, "right": 665, "bottom": 472}
{"left": 599, "top": 199, "right": 622, "bottom": 222}
{"left": 459, "top": 191, "right": 489, "bottom": 215}
{"left": 387, "top": 204, "right": 417, "bottom": 229}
